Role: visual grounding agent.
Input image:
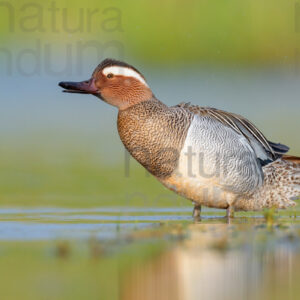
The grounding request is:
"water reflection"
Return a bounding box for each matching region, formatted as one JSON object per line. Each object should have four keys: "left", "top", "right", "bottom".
{"left": 122, "top": 223, "right": 300, "bottom": 300}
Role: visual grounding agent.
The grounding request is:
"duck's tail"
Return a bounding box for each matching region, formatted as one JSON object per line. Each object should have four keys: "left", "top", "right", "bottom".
{"left": 250, "top": 155, "right": 300, "bottom": 210}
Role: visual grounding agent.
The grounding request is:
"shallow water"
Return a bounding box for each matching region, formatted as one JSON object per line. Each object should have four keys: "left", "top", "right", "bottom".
{"left": 123, "top": 223, "right": 300, "bottom": 300}
{"left": 0, "top": 206, "right": 299, "bottom": 241}
{"left": 0, "top": 206, "right": 197, "bottom": 241}
{"left": 0, "top": 206, "right": 300, "bottom": 300}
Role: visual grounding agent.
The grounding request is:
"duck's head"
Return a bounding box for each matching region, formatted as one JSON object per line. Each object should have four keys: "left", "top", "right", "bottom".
{"left": 59, "top": 58, "right": 152, "bottom": 110}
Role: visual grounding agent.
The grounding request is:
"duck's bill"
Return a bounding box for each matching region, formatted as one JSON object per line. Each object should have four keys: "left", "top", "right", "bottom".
{"left": 58, "top": 79, "right": 98, "bottom": 94}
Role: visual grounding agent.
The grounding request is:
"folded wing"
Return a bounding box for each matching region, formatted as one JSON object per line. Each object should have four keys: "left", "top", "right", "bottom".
{"left": 175, "top": 102, "right": 289, "bottom": 167}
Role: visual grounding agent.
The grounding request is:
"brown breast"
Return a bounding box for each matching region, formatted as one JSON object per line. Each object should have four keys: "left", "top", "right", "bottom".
{"left": 117, "top": 98, "right": 192, "bottom": 178}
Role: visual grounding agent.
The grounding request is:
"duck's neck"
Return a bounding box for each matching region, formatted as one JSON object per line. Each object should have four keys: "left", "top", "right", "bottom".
{"left": 117, "top": 97, "right": 192, "bottom": 178}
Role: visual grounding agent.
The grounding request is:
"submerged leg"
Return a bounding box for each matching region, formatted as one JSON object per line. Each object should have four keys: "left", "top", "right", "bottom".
{"left": 226, "top": 206, "right": 235, "bottom": 218}
{"left": 193, "top": 203, "right": 202, "bottom": 220}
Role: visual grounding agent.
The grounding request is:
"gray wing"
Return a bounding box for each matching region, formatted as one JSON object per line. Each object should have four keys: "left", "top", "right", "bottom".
{"left": 175, "top": 103, "right": 289, "bottom": 166}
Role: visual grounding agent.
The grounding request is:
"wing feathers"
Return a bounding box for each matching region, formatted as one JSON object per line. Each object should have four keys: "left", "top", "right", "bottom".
{"left": 175, "top": 102, "right": 289, "bottom": 163}
{"left": 268, "top": 141, "right": 290, "bottom": 155}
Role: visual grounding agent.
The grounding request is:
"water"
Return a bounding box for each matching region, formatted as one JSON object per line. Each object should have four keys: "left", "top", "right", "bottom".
{"left": 0, "top": 206, "right": 299, "bottom": 299}
{"left": 0, "top": 206, "right": 194, "bottom": 241}
{"left": 0, "top": 207, "right": 298, "bottom": 241}
{"left": 122, "top": 221, "right": 300, "bottom": 300}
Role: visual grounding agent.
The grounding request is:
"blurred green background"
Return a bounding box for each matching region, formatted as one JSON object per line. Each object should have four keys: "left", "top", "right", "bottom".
{"left": 1, "top": 0, "right": 300, "bottom": 207}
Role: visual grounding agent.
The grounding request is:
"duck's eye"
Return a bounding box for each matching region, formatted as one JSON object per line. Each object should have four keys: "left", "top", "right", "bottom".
{"left": 107, "top": 73, "right": 114, "bottom": 79}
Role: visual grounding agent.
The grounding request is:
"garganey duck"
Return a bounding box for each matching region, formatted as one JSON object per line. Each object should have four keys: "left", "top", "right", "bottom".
{"left": 59, "top": 59, "right": 300, "bottom": 218}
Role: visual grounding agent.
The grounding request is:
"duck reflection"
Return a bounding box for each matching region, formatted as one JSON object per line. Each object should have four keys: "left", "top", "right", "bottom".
{"left": 122, "top": 223, "right": 300, "bottom": 300}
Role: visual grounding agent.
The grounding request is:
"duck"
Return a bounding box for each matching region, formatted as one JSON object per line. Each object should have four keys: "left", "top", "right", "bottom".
{"left": 59, "top": 58, "right": 300, "bottom": 218}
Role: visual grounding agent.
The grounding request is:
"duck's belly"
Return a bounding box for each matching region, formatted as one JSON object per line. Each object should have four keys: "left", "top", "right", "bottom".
{"left": 160, "top": 173, "right": 235, "bottom": 209}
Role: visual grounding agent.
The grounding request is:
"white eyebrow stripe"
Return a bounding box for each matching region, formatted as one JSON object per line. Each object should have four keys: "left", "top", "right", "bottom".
{"left": 102, "top": 66, "right": 148, "bottom": 86}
